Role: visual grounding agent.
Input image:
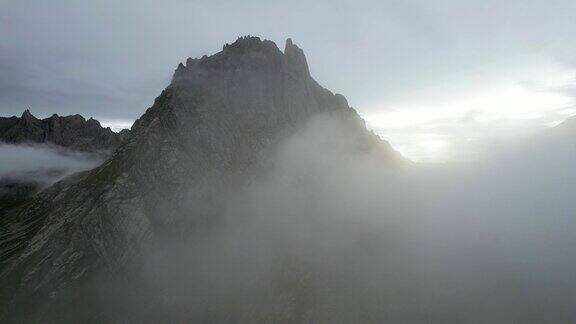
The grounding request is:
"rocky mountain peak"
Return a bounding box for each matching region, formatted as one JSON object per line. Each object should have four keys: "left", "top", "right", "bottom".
{"left": 223, "top": 35, "right": 280, "bottom": 54}
{"left": 156, "top": 38, "right": 397, "bottom": 177}
{"left": 21, "top": 109, "right": 34, "bottom": 118}
{"left": 176, "top": 36, "right": 284, "bottom": 80}
{"left": 176, "top": 37, "right": 311, "bottom": 80}
{"left": 284, "top": 38, "right": 310, "bottom": 77}
{"left": 0, "top": 37, "right": 401, "bottom": 322}
{"left": 20, "top": 109, "right": 37, "bottom": 125}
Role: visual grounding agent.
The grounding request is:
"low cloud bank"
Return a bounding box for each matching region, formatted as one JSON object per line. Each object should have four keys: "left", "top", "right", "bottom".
{"left": 0, "top": 143, "right": 103, "bottom": 184}
{"left": 107, "top": 115, "right": 576, "bottom": 322}
{"left": 8, "top": 115, "right": 575, "bottom": 322}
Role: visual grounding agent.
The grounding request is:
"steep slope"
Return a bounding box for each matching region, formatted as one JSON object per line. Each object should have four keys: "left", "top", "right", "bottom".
{"left": 0, "top": 110, "right": 129, "bottom": 152}
{"left": 0, "top": 37, "right": 401, "bottom": 322}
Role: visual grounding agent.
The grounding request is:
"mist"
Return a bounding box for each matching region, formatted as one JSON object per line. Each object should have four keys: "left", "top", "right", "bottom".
{"left": 76, "top": 114, "right": 576, "bottom": 322}
{"left": 0, "top": 143, "right": 103, "bottom": 184}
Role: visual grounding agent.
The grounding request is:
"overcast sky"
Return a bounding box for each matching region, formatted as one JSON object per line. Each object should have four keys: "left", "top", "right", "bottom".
{"left": 1, "top": 0, "right": 576, "bottom": 161}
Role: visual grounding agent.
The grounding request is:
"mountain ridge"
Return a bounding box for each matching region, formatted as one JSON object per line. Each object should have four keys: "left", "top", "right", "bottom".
{"left": 0, "top": 110, "right": 130, "bottom": 152}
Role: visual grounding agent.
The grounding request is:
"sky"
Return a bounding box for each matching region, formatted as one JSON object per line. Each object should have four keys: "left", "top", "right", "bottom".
{"left": 1, "top": 0, "right": 576, "bottom": 162}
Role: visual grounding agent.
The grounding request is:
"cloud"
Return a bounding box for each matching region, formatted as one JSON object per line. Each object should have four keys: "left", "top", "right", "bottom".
{"left": 80, "top": 114, "right": 576, "bottom": 322}
{"left": 99, "top": 119, "right": 134, "bottom": 132}
{"left": 3, "top": 0, "right": 576, "bottom": 121}
{"left": 366, "top": 76, "right": 576, "bottom": 162}
{"left": 0, "top": 143, "right": 103, "bottom": 184}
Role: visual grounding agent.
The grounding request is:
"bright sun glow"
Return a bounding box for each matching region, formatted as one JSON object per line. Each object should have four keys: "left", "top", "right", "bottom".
{"left": 366, "top": 74, "right": 576, "bottom": 163}
{"left": 100, "top": 119, "right": 134, "bottom": 132}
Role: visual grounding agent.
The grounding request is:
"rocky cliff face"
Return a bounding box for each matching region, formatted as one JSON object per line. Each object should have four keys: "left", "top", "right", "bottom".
{"left": 0, "top": 37, "right": 401, "bottom": 322}
{"left": 0, "top": 110, "right": 129, "bottom": 152}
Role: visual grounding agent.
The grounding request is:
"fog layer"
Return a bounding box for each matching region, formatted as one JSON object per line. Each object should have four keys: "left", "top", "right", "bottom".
{"left": 90, "top": 115, "right": 576, "bottom": 322}
{"left": 0, "top": 143, "right": 103, "bottom": 184}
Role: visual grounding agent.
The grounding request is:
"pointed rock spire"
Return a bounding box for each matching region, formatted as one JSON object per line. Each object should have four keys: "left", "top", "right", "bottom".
{"left": 21, "top": 109, "right": 35, "bottom": 120}
{"left": 284, "top": 38, "right": 310, "bottom": 77}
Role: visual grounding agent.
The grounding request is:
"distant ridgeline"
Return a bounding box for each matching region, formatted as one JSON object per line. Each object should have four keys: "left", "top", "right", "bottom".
{"left": 0, "top": 110, "right": 131, "bottom": 216}
{"left": 0, "top": 110, "right": 130, "bottom": 152}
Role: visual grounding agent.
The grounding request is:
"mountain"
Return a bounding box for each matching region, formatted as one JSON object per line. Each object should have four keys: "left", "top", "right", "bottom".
{"left": 0, "top": 36, "right": 401, "bottom": 322}
{"left": 514, "top": 114, "right": 576, "bottom": 158}
{"left": 552, "top": 114, "right": 576, "bottom": 135}
{"left": 0, "top": 112, "right": 126, "bottom": 217}
{"left": 0, "top": 110, "right": 129, "bottom": 152}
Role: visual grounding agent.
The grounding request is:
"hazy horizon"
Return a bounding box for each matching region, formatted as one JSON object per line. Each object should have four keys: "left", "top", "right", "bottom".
{"left": 3, "top": 3, "right": 576, "bottom": 321}
{"left": 2, "top": 0, "right": 576, "bottom": 161}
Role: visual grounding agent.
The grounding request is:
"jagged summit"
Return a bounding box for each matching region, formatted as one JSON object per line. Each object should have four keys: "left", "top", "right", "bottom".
{"left": 176, "top": 36, "right": 283, "bottom": 79}
{"left": 0, "top": 110, "right": 129, "bottom": 152}
{"left": 176, "top": 36, "right": 310, "bottom": 78}
{"left": 223, "top": 35, "right": 280, "bottom": 54}
{"left": 284, "top": 38, "right": 310, "bottom": 76}
{"left": 21, "top": 109, "right": 35, "bottom": 120}
{"left": 169, "top": 37, "right": 354, "bottom": 134}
